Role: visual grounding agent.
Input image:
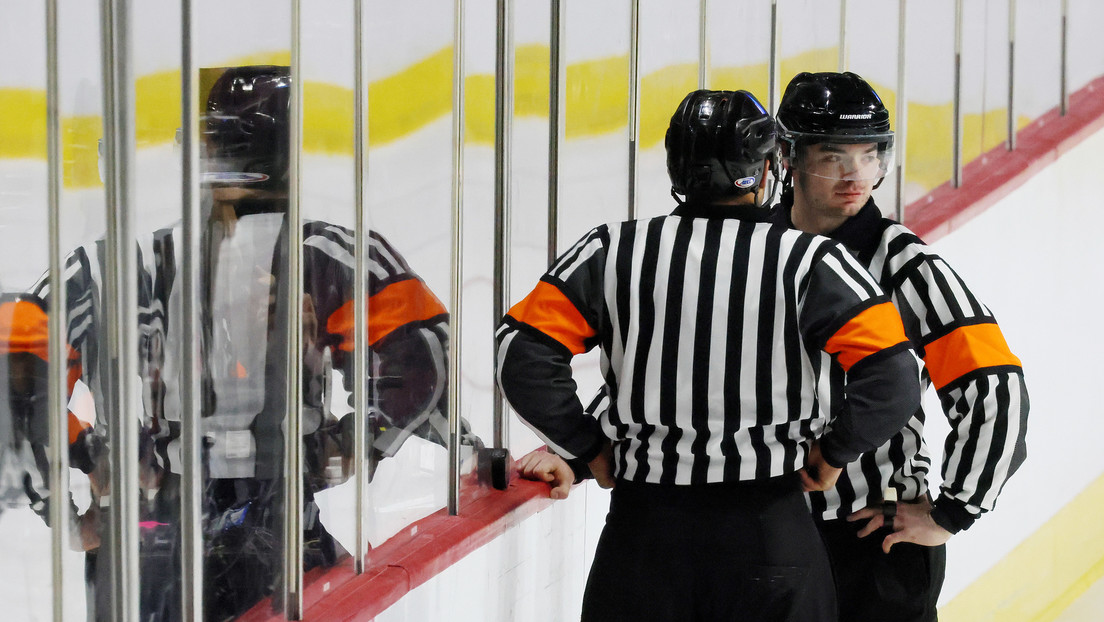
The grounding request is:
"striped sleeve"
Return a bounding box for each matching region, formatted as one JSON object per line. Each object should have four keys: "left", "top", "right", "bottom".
{"left": 23, "top": 243, "right": 110, "bottom": 471}
{"left": 495, "top": 227, "right": 607, "bottom": 462}
{"left": 302, "top": 224, "right": 456, "bottom": 444}
{"left": 32, "top": 244, "right": 102, "bottom": 365}
{"left": 801, "top": 241, "right": 921, "bottom": 467}
{"left": 886, "top": 236, "right": 1028, "bottom": 530}
{"left": 305, "top": 225, "right": 449, "bottom": 350}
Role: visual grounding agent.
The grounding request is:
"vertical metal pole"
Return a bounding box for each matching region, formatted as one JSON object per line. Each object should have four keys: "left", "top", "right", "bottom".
{"left": 179, "top": 0, "right": 204, "bottom": 618}
{"left": 1059, "top": 0, "right": 1068, "bottom": 115}
{"left": 492, "top": 0, "right": 513, "bottom": 451}
{"left": 448, "top": 0, "right": 466, "bottom": 516}
{"left": 44, "top": 3, "right": 69, "bottom": 620}
{"left": 895, "top": 0, "right": 908, "bottom": 222}
{"left": 699, "top": 0, "right": 708, "bottom": 89}
{"left": 284, "top": 0, "right": 305, "bottom": 616}
{"left": 769, "top": 0, "right": 780, "bottom": 114}
{"left": 839, "top": 0, "right": 847, "bottom": 71}
{"left": 548, "top": 0, "right": 565, "bottom": 266}
{"left": 352, "top": 0, "right": 370, "bottom": 575}
{"left": 1007, "top": 0, "right": 1016, "bottom": 150}
{"left": 627, "top": 0, "right": 640, "bottom": 220}
{"left": 100, "top": 0, "right": 140, "bottom": 619}
{"left": 952, "top": 0, "right": 963, "bottom": 188}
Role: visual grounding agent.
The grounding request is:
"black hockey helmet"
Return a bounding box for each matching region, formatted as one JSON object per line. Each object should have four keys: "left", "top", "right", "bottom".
{"left": 665, "top": 89, "right": 777, "bottom": 204}
{"left": 202, "top": 65, "right": 291, "bottom": 191}
{"left": 776, "top": 72, "right": 894, "bottom": 183}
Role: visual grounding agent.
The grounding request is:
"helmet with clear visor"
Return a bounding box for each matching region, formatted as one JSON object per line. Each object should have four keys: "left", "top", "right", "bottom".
{"left": 776, "top": 72, "right": 894, "bottom": 186}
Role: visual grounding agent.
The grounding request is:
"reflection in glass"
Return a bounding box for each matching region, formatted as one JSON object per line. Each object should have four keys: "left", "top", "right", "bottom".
{"left": 147, "top": 65, "right": 480, "bottom": 618}
{"left": 0, "top": 295, "right": 57, "bottom": 621}
{"left": 0, "top": 290, "right": 103, "bottom": 619}
{"left": 3, "top": 62, "right": 482, "bottom": 620}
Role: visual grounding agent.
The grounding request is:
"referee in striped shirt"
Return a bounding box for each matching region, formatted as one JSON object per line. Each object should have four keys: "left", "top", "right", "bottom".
{"left": 497, "top": 90, "right": 922, "bottom": 622}
{"left": 771, "top": 71, "right": 1029, "bottom": 622}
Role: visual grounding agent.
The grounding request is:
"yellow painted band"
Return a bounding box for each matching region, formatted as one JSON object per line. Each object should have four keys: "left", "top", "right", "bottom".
{"left": 0, "top": 45, "right": 1034, "bottom": 191}
{"left": 939, "top": 473, "right": 1104, "bottom": 621}
{"left": 0, "top": 89, "right": 47, "bottom": 159}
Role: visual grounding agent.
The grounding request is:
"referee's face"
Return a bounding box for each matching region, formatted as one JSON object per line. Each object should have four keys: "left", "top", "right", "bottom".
{"left": 792, "top": 142, "right": 877, "bottom": 232}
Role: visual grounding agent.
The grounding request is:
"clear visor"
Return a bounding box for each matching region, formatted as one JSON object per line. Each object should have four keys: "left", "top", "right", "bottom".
{"left": 788, "top": 138, "right": 895, "bottom": 182}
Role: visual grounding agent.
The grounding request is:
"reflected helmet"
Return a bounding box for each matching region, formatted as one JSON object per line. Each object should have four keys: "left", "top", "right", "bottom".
{"left": 665, "top": 89, "right": 777, "bottom": 201}
{"left": 203, "top": 65, "right": 291, "bottom": 190}
{"left": 776, "top": 71, "right": 894, "bottom": 182}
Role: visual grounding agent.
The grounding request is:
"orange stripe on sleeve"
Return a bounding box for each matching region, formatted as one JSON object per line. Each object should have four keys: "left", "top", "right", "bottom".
{"left": 68, "top": 412, "right": 91, "bottom": 445}
{"left": 824, "top": 301, "right": 909, "bottom": 372}
{"left": 924, "top": 323, "right": 1021, "bottom": 390}
{"left": 327, "top": 278, "right": 448, "bottom": 350}
{"left": 67, "top": 359, "right": 82, "bottom": 395}
{"left": 506, "top": 281, "right": 595, "bottom": 355}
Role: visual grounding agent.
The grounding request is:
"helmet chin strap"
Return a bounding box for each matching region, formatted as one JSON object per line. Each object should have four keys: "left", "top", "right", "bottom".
{"left": 758, "top": 158, "right": 782, "bottom": 208}
{"left": 780, "top": 166, "right": 794, "bottom": 197}
{"left": 755, "top": 176, "right": 779, "bottom": 208}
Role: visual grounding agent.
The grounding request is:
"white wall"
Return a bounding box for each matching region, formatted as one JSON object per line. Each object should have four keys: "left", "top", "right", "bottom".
{"left": 926, "top": 121, "right": 1104, "bottom": 603}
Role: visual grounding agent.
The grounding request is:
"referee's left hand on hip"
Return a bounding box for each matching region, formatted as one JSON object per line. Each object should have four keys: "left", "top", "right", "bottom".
{"left": 847, "top": 495, "right": 953, "bottom": 553}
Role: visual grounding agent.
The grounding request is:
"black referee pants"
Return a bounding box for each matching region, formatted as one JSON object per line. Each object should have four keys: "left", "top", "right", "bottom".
{"left": 581, "top": 475, "right": 837, "bottom": 622}
{"left": 817, "top": 516, "right": 946, "bottom": 622}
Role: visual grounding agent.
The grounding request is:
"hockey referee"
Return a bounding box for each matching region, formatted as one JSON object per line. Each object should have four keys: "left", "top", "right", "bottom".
{"left": 496, "top": 89, "right": 923, "bottom": 622}
{"left": 772, "top": 71, "right": 1029, "bottom": 622}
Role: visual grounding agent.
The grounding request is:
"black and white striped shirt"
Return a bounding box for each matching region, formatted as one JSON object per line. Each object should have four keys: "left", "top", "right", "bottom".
{"left": 31, "top": 217, "right": 469, "bottom": 472}
{"left": 772, "top": 199, "right": 1028, "bottom": 531}
{"left": 497, "top": 202, "right": 921, "bottom": 485}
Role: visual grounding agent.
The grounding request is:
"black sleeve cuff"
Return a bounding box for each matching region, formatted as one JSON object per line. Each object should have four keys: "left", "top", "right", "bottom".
{"left": 574, "top": 435, "right": 604, "bottom": 464}
{"left": 931, "top": 496, "right": 977, "bottom": 534}
{"left": 817, "top": 434, "right": 853, "bottom": 469}
{"left": 564, "top": 457, "right": 593, "bottom": 483}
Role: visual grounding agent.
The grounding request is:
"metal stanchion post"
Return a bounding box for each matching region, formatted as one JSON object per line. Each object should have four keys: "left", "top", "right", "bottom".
{"left": 179, "top": 1, "right": 204, "bottom": 617}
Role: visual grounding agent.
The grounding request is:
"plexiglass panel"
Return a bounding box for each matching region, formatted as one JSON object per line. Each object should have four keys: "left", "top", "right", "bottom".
{"left": 0, "top": 2, "right": 119, "bottom": 620}
{"left": 0, "top": 5, "right": 69, "bottom": 620}
{"left": 845, "top": 0, "right": 904, "bottom": 213}
{"left": 900, "top": 0, "right": 956, "bottom": 212}
{"left": 635, "top": 0, "right": 701, "bottom": 220}
{"left": 188, "top": 2, "right": 294, "bottom": 617}
{"left": 958, "top": 0, "right": 1011, "bottom": 176}
{"left": 1067, "top": 0, "right": 1104, "bottom": 93}
{"left": 1013, "top": 0, "right": 1062, "bottom": 121}
{"left": 360, "top": 0, "right": 480, "bottom": 551}
{"left": 707, "top": 2, "right": 772, "bottom": 106}
{"left": 501, "top": 0, "right": 556, "bottom": 453}
{"left": 558, "top": 2, "right": 632, "bottom": 246}
{"left": 778, "top": 0, "right": 841, "bottom": 85}
{"left": 550, "top": 1, "right": 634, "bottom": 428}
